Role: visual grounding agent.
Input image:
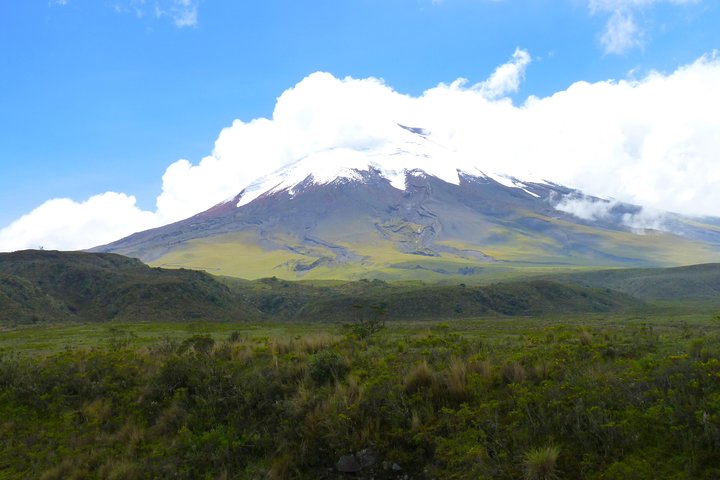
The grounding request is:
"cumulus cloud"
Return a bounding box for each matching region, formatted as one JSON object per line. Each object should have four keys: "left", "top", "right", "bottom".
{"left": 476, "top": 48, "right": 531, "bottom": 99}
{"left": 589, "top": 0, "right": 700, "bottom": 54}
{"left": 0, "top": 193, "right": 157, "bottom": 252}
{"left": 153, "top": 49, "right": 720, "bottom": 224}
{"left": 2, "top": 49, "right": 720, "bottom": 252}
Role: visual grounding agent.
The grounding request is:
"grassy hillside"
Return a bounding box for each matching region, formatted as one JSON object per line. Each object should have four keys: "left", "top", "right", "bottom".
{"left": 227, "top": 276, "right": 643, "bottom": 322}
{"left": 0, "top": 273, "right": 71, "bottom": 324}
{"left": 0, "top": 251, "right": 648, "bottom": 327}
{"left": 7, "top": 250, "right": 720, "bottom": 329}
{"left": 148, "top": 224, "right": 720, "bottom": 281}
{"left": 543, "top": 263, "right": 720, "bottom": 301}
{"left": 0, "top": 250, "right": 260, "bottom": 326}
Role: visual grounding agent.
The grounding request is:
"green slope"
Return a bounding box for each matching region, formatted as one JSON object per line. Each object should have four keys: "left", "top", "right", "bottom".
{"left": 148, "top": 223, "right": 720, "bottom": 281}
{"left": 222, "top": 276, "right": 643, "bottom": 322}
{"left": 542, "top": 263, "right": 720, "bottom": 301}
{"left": 0, "top": 251, "right": 645, "bottom": 326}
{"left": 0, "top": 250, "right": 260, "bottom": 326}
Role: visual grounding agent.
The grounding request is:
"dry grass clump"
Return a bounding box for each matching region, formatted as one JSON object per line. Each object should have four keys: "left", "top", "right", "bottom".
{"left": 98, "top": 459, "right": 143, "bottom": 480}
{"left": 444, "top": 357, "right": 469, "bottom": 399}
{"left": 468, "top": 358, "right": 495, "bottom": 383}
{"left": 271, "top": 334, "right": 339, "bottom": 356}
{"left": 231, "top": 343, "right": 256, "bottom": 364}
{"left": 531, "top": 361, "right": 552, "bottom": 382}
{"left": 404, "top": 361, "right": 437, "bottom": 394}
{"left": 501, "top": 361, "right": 527, "bottom": 384}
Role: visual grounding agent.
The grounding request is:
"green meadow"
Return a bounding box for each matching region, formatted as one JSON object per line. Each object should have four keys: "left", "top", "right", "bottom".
{"left": 3, "top": 310, "right": 720, "bottom": 479}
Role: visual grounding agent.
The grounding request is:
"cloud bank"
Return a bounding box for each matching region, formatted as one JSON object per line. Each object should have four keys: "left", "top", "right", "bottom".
{"left": 0, "top": 193, "right": 157, "bottom": 252}
{"left": 2, "top": 50, "right": 720, "bottom": 252}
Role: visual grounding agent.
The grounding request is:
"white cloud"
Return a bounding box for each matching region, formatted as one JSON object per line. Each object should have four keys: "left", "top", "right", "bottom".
{"left": 555, "top": 195, "right": 668, "bottom": 232}
{"left": 0, "top": 193, "right": 157, "bottom": 252}
{"left": 153, "top": 49, "right": 720, "bottom": 224}
{"left": 600, "top": 9, "right": 641, "bottom": 54}
{"left": 555, "top": 196, "right": 619, "bottom": 222}
{"left": 154, "top": 0, "right": 199, "bottom": 28}
{"left": 475, "top": 48, "right": 531, "bottom": 99}
{"left": 2, "top": 50, "right": 720, "bottom": 252}
{"left": 589, "top": 0, "right": 697, "bottom": 12}
{"left": 589, "top": 0, "right": 700, "bottom": 54}
{"left": 109, "top": 0, "right": 199, "bottom": 27}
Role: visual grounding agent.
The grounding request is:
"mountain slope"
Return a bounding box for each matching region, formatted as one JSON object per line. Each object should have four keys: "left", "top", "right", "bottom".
{"left": 93, "top": 125, "right": 720, "bottom": 280}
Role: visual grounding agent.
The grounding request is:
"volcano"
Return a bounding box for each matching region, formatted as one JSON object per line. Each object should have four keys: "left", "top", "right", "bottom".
{"left": 93, "top": 124, "right": 720, "bottom": 280}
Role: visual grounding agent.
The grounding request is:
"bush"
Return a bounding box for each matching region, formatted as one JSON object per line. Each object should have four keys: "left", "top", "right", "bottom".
{"left": 308, "top": 350, "right": 348, "bottom": 385}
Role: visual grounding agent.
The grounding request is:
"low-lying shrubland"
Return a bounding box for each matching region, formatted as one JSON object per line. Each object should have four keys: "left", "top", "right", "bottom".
{"left": 2, "top": 317, "right": 720, "bottom": 479}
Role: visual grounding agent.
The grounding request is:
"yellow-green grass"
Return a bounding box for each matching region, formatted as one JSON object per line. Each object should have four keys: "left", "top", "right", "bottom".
{"left": 0, "top": 320, "right": 335, "bottom": 356}
{"left": 148, "top": 222, "right": 720, "bottom": 281}
{"left": 3, "top": 310, "right": 718, "bottom": 357}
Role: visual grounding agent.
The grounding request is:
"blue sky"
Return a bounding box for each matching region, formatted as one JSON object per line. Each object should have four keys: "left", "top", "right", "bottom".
{"left": 1, "top": 0, "right": 719, "bottom": 250}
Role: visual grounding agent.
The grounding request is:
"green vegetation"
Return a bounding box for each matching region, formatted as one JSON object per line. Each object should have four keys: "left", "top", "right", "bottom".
{"left": 2, "top": 250, "right": 655, "bottom": 327}
{"left": 0, "top": 250, "right": 260, "bottom": 326}
{"left": 4, "top": 250, "right": 720, "bottom": 478}
{"left": 144, "top": 216, "right": 720, "bottom": 281}
{"left": 3, "top": 314, "right": 720, "bottom": 479}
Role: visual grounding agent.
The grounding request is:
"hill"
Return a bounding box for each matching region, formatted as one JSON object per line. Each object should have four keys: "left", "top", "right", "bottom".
{"left": 226, "top": 276, "right": 643, "bottom": 321}
{"left": 542, "top": 263, "right": 720, "bottom": 302}
{"left": 0, "top": 251, "right": 645, "bottom": 326}
{"left": 0, "top": 250, "right": 260, "bottom": 326}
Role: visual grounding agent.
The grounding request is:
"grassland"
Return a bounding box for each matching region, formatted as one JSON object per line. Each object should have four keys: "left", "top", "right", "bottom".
{"left": 3, "top": 251, "right": 720, "bottom": 478}
{"left": 3, "top": 311, "right": 720, "bottom": 479}
{"left": 146, "top": 218, "right": 720, "bottom": 281}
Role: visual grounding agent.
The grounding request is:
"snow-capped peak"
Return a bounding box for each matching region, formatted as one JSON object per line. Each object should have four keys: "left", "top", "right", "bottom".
{"left": 235, "top": 123, "right": 544, "bottom": 206}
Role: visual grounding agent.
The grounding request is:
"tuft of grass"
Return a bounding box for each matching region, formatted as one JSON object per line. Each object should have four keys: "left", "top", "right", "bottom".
{"left": 579, "top": 329, "right": 593, "bottom": 346}
{"left": 98, "top": 459, "right": 143, "bottom": 480}
{"left": 468, "top": 358, "right": 495, "bottom": 383}
{"left": 524, "top": 445, "right": 561, "bottom": 480}
{"left": 404, "top": 361, "right": 437, "bottom": 394}
{"left": 444, "top": 357, "right": 469, "bottom": 400}
{"left": 501, "top": 361, "right": 527, "bottom": 384}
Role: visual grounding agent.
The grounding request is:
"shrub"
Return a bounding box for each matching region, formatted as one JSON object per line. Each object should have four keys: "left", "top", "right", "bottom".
{"left": 308, "top": 350, "right": 348, "bottom": 385}
{"left": 228, "top": 331, "right": 243, "bottom": 343}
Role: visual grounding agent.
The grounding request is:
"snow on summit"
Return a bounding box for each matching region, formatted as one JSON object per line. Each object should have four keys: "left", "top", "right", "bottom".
{"left": 235, "top": 123, "right": 541, "bottom": 207}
